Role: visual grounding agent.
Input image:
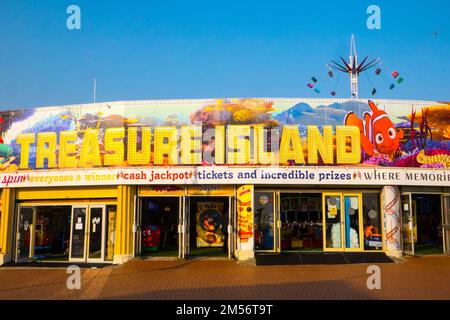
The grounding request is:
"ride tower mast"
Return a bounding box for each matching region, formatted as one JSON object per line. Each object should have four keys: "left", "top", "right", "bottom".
{"left": 327, "top": 34, "right": 380, "bottom": 99}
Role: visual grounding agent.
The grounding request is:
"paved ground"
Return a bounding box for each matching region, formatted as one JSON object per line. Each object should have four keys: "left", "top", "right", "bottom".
{"left": 0, "top": 256, "right": 449, "bottom": 300}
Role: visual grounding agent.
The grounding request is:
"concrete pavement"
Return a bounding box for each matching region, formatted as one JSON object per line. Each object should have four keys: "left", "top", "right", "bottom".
{"left": 0, "top": 256, "right": 449, "bottom": 300}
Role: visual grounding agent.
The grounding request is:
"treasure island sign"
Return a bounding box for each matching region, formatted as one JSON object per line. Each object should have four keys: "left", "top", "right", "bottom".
{"left": 14, "top": 124, "right": 360, "bottom": 169}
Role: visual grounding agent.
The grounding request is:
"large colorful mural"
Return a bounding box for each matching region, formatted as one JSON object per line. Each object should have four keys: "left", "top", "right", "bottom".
{"left": 0, "top": 98, "right": 449, "bottom": 171}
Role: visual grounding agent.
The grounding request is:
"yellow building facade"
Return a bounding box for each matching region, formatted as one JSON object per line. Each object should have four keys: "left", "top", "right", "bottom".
{"left": 0, "top": 98, "right": 449, "bottom": 265}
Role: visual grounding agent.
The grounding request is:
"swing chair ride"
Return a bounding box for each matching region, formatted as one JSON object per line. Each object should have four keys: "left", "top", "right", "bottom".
{"left": 306, "top": 34, "right": 405, "bottom": 99}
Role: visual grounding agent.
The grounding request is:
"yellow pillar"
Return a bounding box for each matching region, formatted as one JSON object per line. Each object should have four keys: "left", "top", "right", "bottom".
{"left": 114, "top": 185, "right": 136, "bottom": 264}
{"left": 0, "top": 188, "right": 16, "bottom": 265}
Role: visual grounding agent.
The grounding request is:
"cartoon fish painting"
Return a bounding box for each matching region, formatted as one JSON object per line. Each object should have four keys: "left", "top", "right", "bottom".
{"left": 344, "top": 100, "right": 404, "bottom": 157}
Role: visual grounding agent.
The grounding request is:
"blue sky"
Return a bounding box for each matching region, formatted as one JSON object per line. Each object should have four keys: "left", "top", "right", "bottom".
{"left": 0, "top": 0, "right": 449, "bottom": 109}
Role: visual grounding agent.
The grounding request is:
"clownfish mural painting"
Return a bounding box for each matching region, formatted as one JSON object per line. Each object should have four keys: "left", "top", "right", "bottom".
{"left": 345, "top": 100, "right": 404, "bottom": 158}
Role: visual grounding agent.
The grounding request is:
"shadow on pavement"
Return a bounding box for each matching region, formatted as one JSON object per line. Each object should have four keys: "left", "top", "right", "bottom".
{"left": 100, "top": 280, "right": 375, "bottom": 300}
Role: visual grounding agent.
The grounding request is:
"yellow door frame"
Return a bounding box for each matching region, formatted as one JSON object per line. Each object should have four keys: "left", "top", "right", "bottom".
{"left": 322, "top": 192, "right": 364, "bottom": 252}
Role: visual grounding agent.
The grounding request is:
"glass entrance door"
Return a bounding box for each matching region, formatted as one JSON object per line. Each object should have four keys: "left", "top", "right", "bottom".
{"left": 324, "top": 194, "right": 343, "bottom": 251}
{"left": 69, "top": 206, "right": 106, "bottom": 262}
{"left": 323, "top": 193, "right": 363, "bottom": 252}
{"left": 87, "top": 206, "right": 105, "bottom": 261}
{"left": 442, "top": 195, "right": 450, "bottom": 255}
{"left": 343, "top": 194, "right": 362, "bottom": 250}
{"left": 254, "top": 191, "right": 276, "bottom": 251}
{"left": 401, "top": 193, "right": 415, "bottom": 255}
{"left": 15, "top": 207, "right": 36, "bottom": 262}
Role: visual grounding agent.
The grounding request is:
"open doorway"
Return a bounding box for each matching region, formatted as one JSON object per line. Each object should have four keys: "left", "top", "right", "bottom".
{"left": 412, "top": 194, "right": 443, "bottom": 255}
{"left": 187, "top": 197, "right": 229, "bottom": 258}
{"left": 35, "top": 206, "right": 71, "bottom": 261}
{"left": 140, "top": 197, "right": 180, "bottom": 257}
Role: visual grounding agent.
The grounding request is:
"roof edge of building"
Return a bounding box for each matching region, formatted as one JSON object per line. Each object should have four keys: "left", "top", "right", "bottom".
{"left": 0, "top": 97, "right": 447, "bottom": 114}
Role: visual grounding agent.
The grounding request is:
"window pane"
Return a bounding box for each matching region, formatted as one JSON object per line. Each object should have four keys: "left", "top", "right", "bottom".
{"left": 363, "top": 193, "right": 383, "bottom": 250}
